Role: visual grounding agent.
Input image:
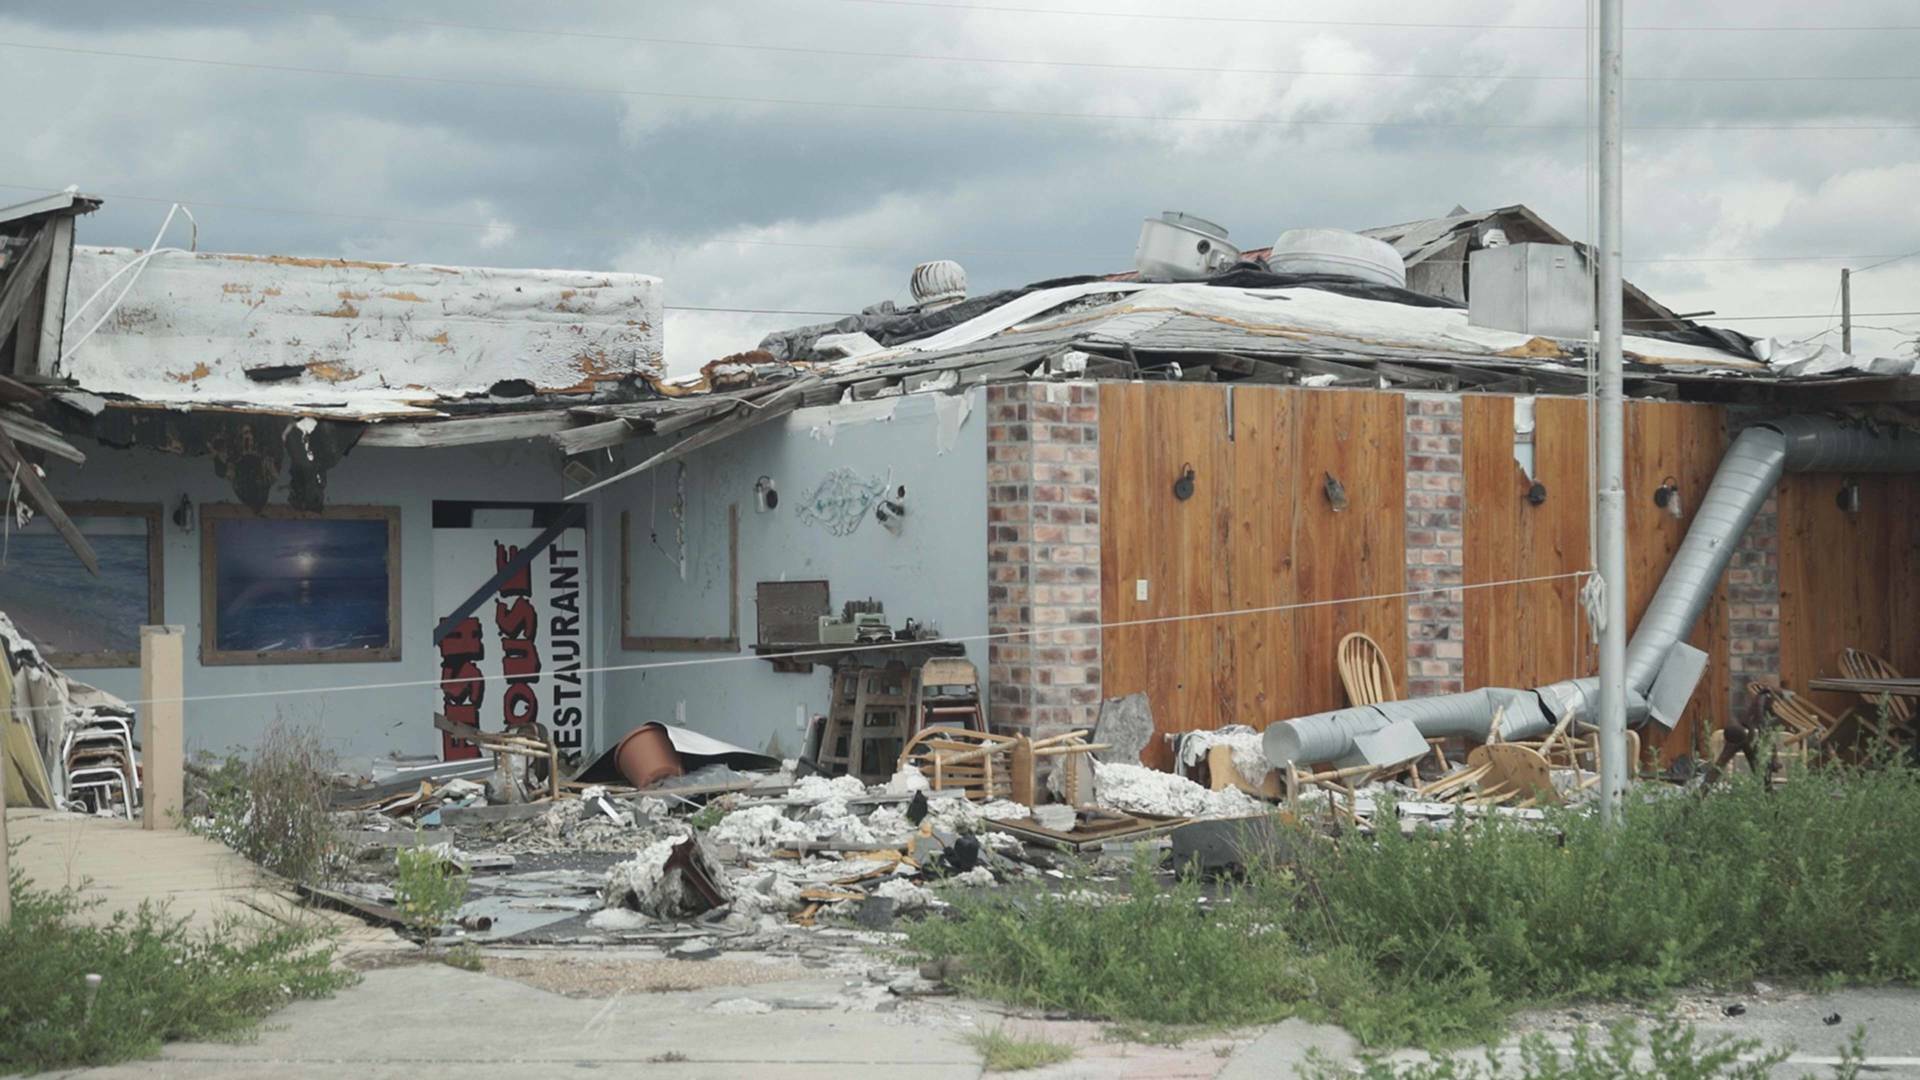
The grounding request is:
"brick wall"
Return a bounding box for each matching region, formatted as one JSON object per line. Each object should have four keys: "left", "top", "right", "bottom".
{"left": 1726, "top": 489, "right": 1781, "bottom": 716}
{"left": 985, "top": 382, "right": 1103, "bottom": 738}
{"left": 1403, "top": 393, "right": 1467, "bottom": 697}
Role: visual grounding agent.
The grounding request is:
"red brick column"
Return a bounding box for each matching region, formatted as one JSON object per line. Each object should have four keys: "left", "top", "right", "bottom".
{"left": 985, "top": 382, "right": 1102, "bottom": 738}
{"left": 1403, "top": 393, "right": 1466, "bottom": 697}
{"left": 1727, "top": 490, "right": 1781, "bottom": 716}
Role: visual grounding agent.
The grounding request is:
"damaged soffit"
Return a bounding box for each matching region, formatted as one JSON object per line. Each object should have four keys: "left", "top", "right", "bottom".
{"left": 58, "top": 248, "right": 665, "bottom": 419}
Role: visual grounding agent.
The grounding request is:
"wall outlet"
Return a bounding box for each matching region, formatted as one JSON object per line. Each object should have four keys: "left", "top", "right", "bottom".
{"left": 1135, "top": 579, "right": 1149, "bottom": 602}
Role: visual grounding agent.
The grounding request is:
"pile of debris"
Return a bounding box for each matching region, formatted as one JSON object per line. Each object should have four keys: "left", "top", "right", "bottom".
{"left": 314, "top": 702, "right": 1287, "bottom": 954}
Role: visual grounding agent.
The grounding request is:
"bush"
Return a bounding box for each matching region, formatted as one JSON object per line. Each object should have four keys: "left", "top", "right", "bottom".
{"left": 392, "top": 844, "right": 469, "bottom": 933}
{"left": 0, "top": 862, "right": 354, "bottom": 1073}
{"left": 1299, "top": 1018, "right": 1792, "bottom": 1080}
{"left": 912, "top": 763, "right": 1920, "bottom": 1047}
{"left": 188, "top": 722, "right": 343, "bottom": 886}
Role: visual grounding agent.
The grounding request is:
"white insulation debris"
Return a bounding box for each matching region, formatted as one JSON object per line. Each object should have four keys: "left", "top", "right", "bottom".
{"left": 1174, "top": 725, "right": 1274, "bottom": 787}
{"left": 1090, "top": 762, "right": 1268, "bottom": 819}
{"left": 602, "top": 835, "right": 732, "bottom": 918}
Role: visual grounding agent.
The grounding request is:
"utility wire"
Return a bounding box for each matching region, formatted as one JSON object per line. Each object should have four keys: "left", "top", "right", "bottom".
{"left": 10, "top": 42, "right": 1920, "bottom": 133}
{"left": 1850, "top": 246, "right": 1920, "bottom": 274}
{"left": 834, "top": 0, "right": 1920, "bottom": 32}
{"left": 5, "top": 181, "right": 1903, "bottom": 269}
{"left": 0, "top": 571, "right": 1590, "bottom": 714}
{"left": 149, "top": 0, "right": 1920, "bottom": 83}
{"left": 1628, "top": 310, "right": 1920, "bottom": 323}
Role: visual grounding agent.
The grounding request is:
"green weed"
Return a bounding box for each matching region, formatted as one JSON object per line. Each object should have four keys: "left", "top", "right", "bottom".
{"left": 0, "top": 861, "right": 353, "bottom": 1073}
{"left": 186, "top": 722, "right": 343, "bottom": 886}
{"left": 966, "top": 1025, "right": 1076, "bottom": 1072}
{"left": 392, "top": 844, "right": 469, "bottom": 933}
{"left": 1299, "top": 1018, "right": 1788, "bottom": 1079}
{"left": 911, "top": 764, "right": 1920, "bottom": 1048}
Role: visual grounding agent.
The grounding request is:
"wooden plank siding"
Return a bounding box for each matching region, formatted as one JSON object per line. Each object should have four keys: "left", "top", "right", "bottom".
{"left": 1462, "top": 396, "right": 1593, "bottom": 697}
{"left": 1098, "top": 384, "right": 1405, "bottom": 766}
{"left": 1099, "top": 383, "right": 1909, "bottom": 769}
{"left": 1778, "top": 472, "right": 1920, "bottom": 718}
{"left": 1621, "top": 400, "right": 1732, "bottom": 762}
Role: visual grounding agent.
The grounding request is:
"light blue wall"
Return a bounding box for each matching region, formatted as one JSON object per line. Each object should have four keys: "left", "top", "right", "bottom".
{"left": 596, "top": 388, "right": 988, "bottom": 756}
{"left": 31, "top": 438, "right": 596, "bottom": 760}
{"left": 17, "top": 388, "right": 987, "bottom": 762}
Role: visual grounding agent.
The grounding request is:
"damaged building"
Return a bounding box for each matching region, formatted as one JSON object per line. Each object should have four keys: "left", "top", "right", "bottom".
{"left": 1, "top": 190, "right": 1915, "bottom": 788}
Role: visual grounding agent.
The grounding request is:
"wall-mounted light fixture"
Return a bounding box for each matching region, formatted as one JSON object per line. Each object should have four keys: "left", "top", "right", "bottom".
{"left": 1836, "top": 477, "right": 1862, "bottom": 514}
{"left": 562, "top": 459, "right": 598, "bottom": 487}
{"left": 754, "top": 475, "right": 779, "bottom": 512}
{"left": 1653, "top": 475, "right": 1684, "bottom": 520}
{"left": 1172, "top": 464, "right": 1196, "bottom": 502}
{"left": 874, "top": 484, "right": 907, "bottom": 534}
{"left": 171, "top": 494, "right": 195, "bottom": 532}
{"left": 1525, "top": 481, "right": 1548, "bottom": 506}
{"left": 1323, "top": 471, "right": 1348, "bottom": 512}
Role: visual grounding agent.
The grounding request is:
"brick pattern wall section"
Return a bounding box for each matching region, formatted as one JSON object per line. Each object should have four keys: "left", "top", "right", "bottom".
{"left": 985, "top": 382, "right": 1103, "bottom": 738}
{"left": 1727, "top": 489, "right": 1781, "bottom": 717}
{"left": 1404, "top": 393, "right": 1466, "bottom": 697}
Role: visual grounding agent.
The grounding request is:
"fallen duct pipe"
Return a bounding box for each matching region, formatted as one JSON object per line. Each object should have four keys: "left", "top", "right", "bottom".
{"left": 1266, "top": 415, "right": 1920, "bottom": 770}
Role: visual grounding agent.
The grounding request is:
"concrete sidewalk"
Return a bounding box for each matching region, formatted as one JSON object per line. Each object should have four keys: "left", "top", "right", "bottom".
{"left": 6, "top": 808, "right": 401, "bottom": 956}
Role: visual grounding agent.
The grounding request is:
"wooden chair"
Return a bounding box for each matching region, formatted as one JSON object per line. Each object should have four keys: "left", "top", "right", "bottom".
{"left": 1839, "top": 648, "right": 1914, "bottom": 727}
{"left": 912, "top": 657, "right": 985, "bottom": 739}
{"left": 1338, "top": 632, "right": 1396, "bottom": 707}
{"left": 1746, "top": 682, "right": 1830, "bottom": 764}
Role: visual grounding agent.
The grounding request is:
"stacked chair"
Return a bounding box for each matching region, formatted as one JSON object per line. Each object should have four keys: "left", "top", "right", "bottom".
{"left": 63, "top": 714, "right": 139, "bottom": 818}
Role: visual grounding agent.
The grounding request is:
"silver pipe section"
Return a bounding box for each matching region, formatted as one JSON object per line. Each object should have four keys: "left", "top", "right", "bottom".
{"left": 1265, "top": 416, "right": 1920, "bottom": 770}
{"left": 1624, "top": 417, "right": 1920, "bottom": 692}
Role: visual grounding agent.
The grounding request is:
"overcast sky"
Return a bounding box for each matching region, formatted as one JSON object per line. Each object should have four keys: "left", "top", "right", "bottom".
{"left": 5, "top": 0, "right": 1918, "bottom": 372}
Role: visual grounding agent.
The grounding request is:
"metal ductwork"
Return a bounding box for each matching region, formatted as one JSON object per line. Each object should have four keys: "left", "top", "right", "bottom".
{"left": 1266, "top": 415, "right": 1920, "bottom": 770}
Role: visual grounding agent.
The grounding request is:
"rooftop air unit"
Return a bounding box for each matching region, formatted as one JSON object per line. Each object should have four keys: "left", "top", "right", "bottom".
{"left": 910, "top": 259, "right": 968, "bottom": 310}
{"left": 1133, "top": 212, "right": 1240, "bottom": 282}
{"left": 1467, "top": 242, "right": 1593, "bottom": 340}
{"left": 1265, "top": 228, "right": 1407, "bottom": 288}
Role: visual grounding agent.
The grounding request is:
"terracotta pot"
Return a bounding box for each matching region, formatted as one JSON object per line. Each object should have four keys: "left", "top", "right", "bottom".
{"left": 614, "top": 724, "right": 684, "bottom": 789}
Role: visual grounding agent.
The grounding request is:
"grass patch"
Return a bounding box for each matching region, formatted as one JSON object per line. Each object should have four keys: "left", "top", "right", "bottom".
{"left": 0, "top": 862, "right": 355, "bottom": 1073}
{"left": 187, "top": 722, "right": 343, "bottom": 886}
{"left": 910, "top": 763, "right": 1920, "bottom": 1048}
{"left": 1301, "top": 1018, "right": 1795, "bottom": 1079}
{"left": 440, "top": 943, "right": 485, "bottom": 972}
{"left": 967, "top": 1026, "right": 1076, "bottom": 1072}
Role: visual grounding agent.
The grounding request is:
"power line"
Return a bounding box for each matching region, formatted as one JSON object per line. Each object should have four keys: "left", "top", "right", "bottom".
{"left": 11, "top": 41, "right": 1920, "bottom": 133}
{"left": 151, "top": 0, "right": 1920, "bottom": 84}
{"left": 1850, "top": 246, "right": 1920, "bottom": 274}
{"left": 0, "top": 183, "right": 1100, "bottom": 261}
{"left": 0, "top": 571, "right": 1589, "bottom": 714}
{"left": 3, "top": 182, "right": 1909, "bottom": 271}
{"left": 1628, "top": 310, "right": 1920, "bottom": 323}
{"left": 834, "top": 0, "right": 1920, "bottom": 32}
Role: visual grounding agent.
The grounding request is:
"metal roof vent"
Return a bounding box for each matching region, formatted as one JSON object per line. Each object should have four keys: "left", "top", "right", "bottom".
{"left": 1134, "top": 211, "right": 1240, "bottom": 282}
{"left": 1266, "top": 228, "right": 1407, "bottom": 288}
{"left": 911, "top": 259, "right": 968, "bottom": 310}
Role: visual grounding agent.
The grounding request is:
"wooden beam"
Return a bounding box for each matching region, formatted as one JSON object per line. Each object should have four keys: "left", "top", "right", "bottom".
{"left": 568, "top": 375, "right": 820, "bottom": 498}
{"left": 0, "top": 411, "right": 83, "bottom": 464}
{"left": 0, "top": 421, "right": 98, "bottom": 574}
{"left": 355, "top": 410, "right": 573, "bottom": 448}
{"left": 0, "top": 223, "right": 53, "bottom": 348}
{"left": 430, "top": 503, "right": 586, "bottom": 646}
{"left": 0, "top": 374, "right": 43, "bottom": 405}
{"left": 35, "top": 216, "right": 74, "bottom": 377}
{"left": 549, "top": 416, "right": 636, "bottom": 456}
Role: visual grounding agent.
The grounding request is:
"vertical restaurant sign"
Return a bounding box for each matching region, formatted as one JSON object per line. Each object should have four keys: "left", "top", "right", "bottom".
{"left": 431, "top": 526, "right": 590, "bottom": 760}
